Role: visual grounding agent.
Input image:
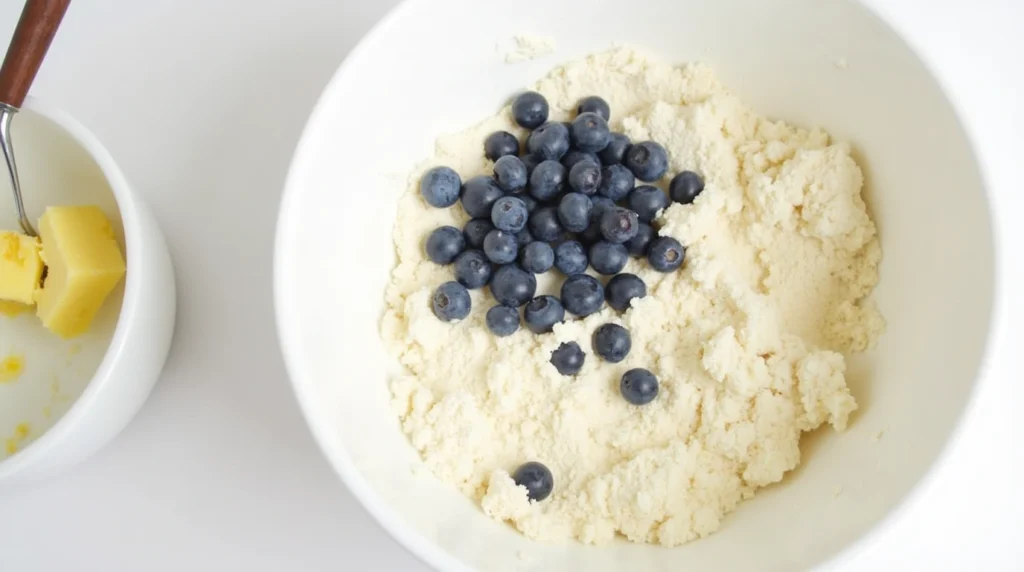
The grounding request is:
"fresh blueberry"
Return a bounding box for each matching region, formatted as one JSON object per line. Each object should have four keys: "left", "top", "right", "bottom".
{"left": 569, "top": 162, "right": 601, "bottom": 196}
{"left": 598, "top": 133, "right": 631, "bottom": 166}
{"left": 521, "top": 154, "right": 543, "bottom": 177}
{"left": 491, "top": 196, "right": 529, "bottom": 233}
{"left": 512, "top": 91, "right": 549, "bottom": 129}
{"left": 580, "top": 196, "right": 615, "bottom": 244}
{"left": 463, "top": 219, "right": 494, "bottom": 250}
{"left": 520, "top": 241, "right": 554, "bottom": 274}
{"left": 494, "top": 155, "right": 528, "bottom": 193}
{"left": 598, "top": 164, "right": 635, "bottom": 201}
{"left": 484, "top": 131, "right": 520, "bottom": 161}
{"left": 528, "top": 206, "right": 564, "bottom": 242}
{"left": 589, "top": 241, "right": 628, "bottom": 275}
{"left": 432, "top": 281, "right": 471, "bottom": 322}
{"left": 490, "top": 265, "right": 537, "bottom": 307}
{"left": 486, "top": 305, "right": 520, "bottom": 337}
{"left": 606, "top": 273, "right": 647, "bottom": 311}
{"left": 425, "top": 226, "right": 466, "bottom": 264}
{"left": 557, "top": 193, "right": 593, "bottom": 233}
{"left": 550, "top": 341, "right": 585, "bottom": 376}
{"left": 669, "top": 170, "right": 705, "bottom": 204}
{"left": 516, "top": 228, "right": 534, "bottom": 249}
{"left": 461, "top": 176, "right": 505, "bottom": 218}
{"left": 554, "top": 240, "right": 588, "bottom": 275}
{"left": 560, "top": 274, "right": 604, "bottom": 316}
{"left": 562, "top": 150, "right": 600, "bottom": 171}
{"left": 526, "top": 122, "right": 570, "bottom": 160}
{"left": 620, "top": 368, "right": 659, "bottom": 405}
{"left": 524, "top": 295, "right": 565, "bottom": 333}
{"left": 570, "top": 112, "right": 611, "bottom": 153}
{"left": 521, "top": 195, "right": 538, "bottom": 213}
{"left": 628, "top": 185, "right": 670, "bottom": 223}
{"left": 419, "top": 166, "right": 461, "bottom": 208}
{"left": 600, "top": 207, "right": 640, "bottom": 243}
{"left": 624, "top": 141, "right": 669, "bottom": 182}
{"left": 593, "top": 323, "right": 631, "bottom": 363}
{"left": 529, "top": 160, "right": 567, "bottom": 201}
{"left": 624, "top": 222, "right": 655, "bottom": 256}
{"left": 648, "top": 237, "right": 685, "bottom": 272}
{"left": 453, "top": 250, "right": 493, "bottom": 289}
{"left": 483, "top": 230, "right": 519, "bottom": 264}
{"left": 576, "top": 95, "right": 610, "bottom": 121}
{"left": 512, "top": 461, "right": 554, "bottom": 501}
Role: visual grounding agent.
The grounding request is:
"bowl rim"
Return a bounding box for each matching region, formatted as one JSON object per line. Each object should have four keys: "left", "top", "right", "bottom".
{"left": 273, "top": 0, "right": 1001, "bottom": 570}
{"left": 0, "top": 96, "right": 148, "bottom": 480}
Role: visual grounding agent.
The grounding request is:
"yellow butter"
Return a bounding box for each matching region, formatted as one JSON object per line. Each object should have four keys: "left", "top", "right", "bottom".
{"left": 35, "top": 206, "right": 126, "bottom": 338}
{"left": 0, "top": 231, "right": 43, "bottom": 305}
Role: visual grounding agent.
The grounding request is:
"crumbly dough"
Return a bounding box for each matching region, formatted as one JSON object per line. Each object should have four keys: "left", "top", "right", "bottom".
{"left": 380, "top": 47, "right": 884, "bottom": 547}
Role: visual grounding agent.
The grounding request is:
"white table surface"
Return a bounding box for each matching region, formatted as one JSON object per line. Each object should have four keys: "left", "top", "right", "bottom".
{"left": 0, "top": 1, "right": 1020, "bottom": 570}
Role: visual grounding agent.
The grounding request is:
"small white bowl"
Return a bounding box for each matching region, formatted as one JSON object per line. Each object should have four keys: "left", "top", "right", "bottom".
{"left": 276, "top": 0, "right": 995, "bottom": 570}
{"left": 0, "top": 97, "right": 175, "bottom": 486}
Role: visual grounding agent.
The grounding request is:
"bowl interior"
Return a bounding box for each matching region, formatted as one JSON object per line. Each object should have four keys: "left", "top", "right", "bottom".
{"left": 0, "top": 107, "right": 125, "bottom": 462}
{"left": 276, "top": 0, "right": 994, "bottom": 570}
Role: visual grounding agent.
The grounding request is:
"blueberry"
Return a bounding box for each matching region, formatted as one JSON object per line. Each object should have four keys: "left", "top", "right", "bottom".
{"left": 598, "top": 164, "right": 635, "bottom": 201}
{"left": 569, "top": 162, "right": 601, "bottom": 196}
{"left": 624, "top": 222, "right": 655, "bottom": 256}
{"left": 620, "top": 368, "right": 658, "bottom": 405}
{"left": 589, "top": 241, "right": 628, "bottom": 275}
{"left": 554, "top": 240, "right": 588, "bottom": 275}
{"left": 453, "top": 250, "right": 493, "bottom": 289}
{"left": 483, "top": 230, "right": 519, "bottom": 264}
{"left": 463, "top": 219, "right": 493, "bottom": 250}
{"left": 486, "top": 305, "right": 520, "bottom": 337}
{"left": 648, "top": 237, "right": 685, "bottom": 272}
{"left": 526, "top": 122, "right": 570, "bottom": 160}
{"left": 598, "top": 133, "right": 631, "bottom": 166}
{"left": 521, "top": 154, "right": 543, "bottom": 177}
{"left": 576, "top": 95, "right": 610, "bottom": 121}
{"left": 606, "top": 273, "right": 647, "bottom": 311}
{"left": 528, "top": 206, "right": 564, "bottom": 242}
{"left": 491, "top": 196, "right": 529, "bottom": 233}
{"left": 593, "top": 323, "right": 631, "bottom": 363}
{"left": 420, "top": 166, "right": 462, "bottom": 208}
{"left": 461, "top": 176, "right": 505, "bottom": 218}
{"left": 494, "top": 155, "right": 528, "bottom": 193}
{"left": 562, "top": 150, "right": 600, "bottom": 171}
{"left": 669, "top": 170, "right": 705, "bottom": 204}
{"left": 557, "top": 193, "right": 593, "bottom": 233}
{"left": 570, "top": 112, "right": 611, "bottom": 153}
{"left": 512, "top": 91, "right": 549, "bottom": 129}
{"left": 550, "top": 341, "right": 585, "bottom": 376}
{"left": 516, "top": 228, "right": 534, "bottom": 249}
{"left": 490, "top": 265, "right": 537, "bottom": 307}
{"left": 627, "top": 185, "right": 669, "bottom": 223}
{"left": 624, "top": 141, "right": 669, "bottom": 182}
{"left": 529, "top": 160, "right": 567, "bottom": 201}
{"left": 580, "top": 196, "right": 615, "bottom": 244}
{"left": 521, "top": 195, "right": 538, "bottom": 213}
{"left": 520, "top": 241, "right": 554, "bottom": 274}
{"left": 512, "top": 461, "right": 554, "bottom": 501}
{"left": 524, "top": 295, "right": 565, "bottom": 334}
{"left": 432, "top": 281, "right": 471, "bottom": 322}
{"left": 484, "top": 131, "right": 520, "bottom": 161}
{"left": 560, "top": 274, "right": 604, "bottom": 316}
{"left": 600, "top": 207, "right": 640, "bottom": 244}
{"left": 425, "top": 226, "right": 466, "bottom": 264}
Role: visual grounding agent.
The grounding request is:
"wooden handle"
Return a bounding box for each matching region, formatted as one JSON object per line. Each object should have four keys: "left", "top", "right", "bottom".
{"left": 0, "top": 0, "right": 71, "bottom": 109}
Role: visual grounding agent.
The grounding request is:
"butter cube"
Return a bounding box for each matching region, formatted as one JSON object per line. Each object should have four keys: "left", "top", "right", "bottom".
{"left": 35, "top": 206, "right": 126, "bottom": 338}
{"left": 0, "top": 231, "right": 43, "bottom": 305}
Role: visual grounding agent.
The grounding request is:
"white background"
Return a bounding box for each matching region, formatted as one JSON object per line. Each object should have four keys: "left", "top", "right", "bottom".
{"left": 0, "top": 1, "right": 1020, "bottom": 571}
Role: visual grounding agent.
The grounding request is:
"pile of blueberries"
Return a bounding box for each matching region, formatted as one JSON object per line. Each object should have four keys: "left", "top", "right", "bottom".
{"left": 419, "top": 92, "right": 705, "bottom": 501}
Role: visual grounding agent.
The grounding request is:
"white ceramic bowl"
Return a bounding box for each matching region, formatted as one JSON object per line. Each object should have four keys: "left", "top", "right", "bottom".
{"left": 0, "top": 98, "right": 176, "bottom": 486}
{"left": 275, "top": 0, "right": 994, "bottom": 570}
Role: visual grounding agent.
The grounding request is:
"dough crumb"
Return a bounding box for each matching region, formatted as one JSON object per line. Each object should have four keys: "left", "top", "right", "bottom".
{"left": 504, "top": 35, "right": 557, "bottom": 63}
